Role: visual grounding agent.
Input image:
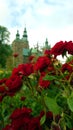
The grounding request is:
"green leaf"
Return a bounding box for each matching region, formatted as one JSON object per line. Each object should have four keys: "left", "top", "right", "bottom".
{"left": 44, "top": 96, "right": 61, "bottom": 115}
{"left": 40, "top": 114, "right": 46, "bottom": 125}
{"left": 65, "top": 116, "right": 72, "bottom": 129}
{"left": 67, "top": 92, "right": 73, "bottom": 112}
{"left": 43, "top": 75, "right": 57, "bottom": 81}
{"left": 54, "top": 80, "right": 60, "bottom": 85}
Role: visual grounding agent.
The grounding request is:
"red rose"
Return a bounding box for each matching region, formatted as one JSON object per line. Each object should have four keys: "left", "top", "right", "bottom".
{"left": 0, "top": 85, "right": 6, "bottom": 93}
{"left": 48, "top": 66, "right": 55, "bottom": 73}
{"left": 44, "top": 49, "right": 51, "bottom": 56}
{"left": 39, "top": 72, "right": 50, "bottom": 88}
{"left": 2, "top": 124, "right": 15, "bottom": 130}
{"left": 66, "top": 41, "right": 73, "bottom": 55}
{"left": 29, "top": 55, "right": 35, "bottom": 61}
{"left": 12, "top": 67, "right": 20, "bottom": 76}
{"left": 20, "top": 96, "right": 26, "bottom": 101}
{"left": 5, "top": 75, "right": 22, "bottom": 94}
{"left": 46, "top": 111, "right": 53, "bottom": 120}
{"left": 50, "top": 41, "right": 67, "bottom": 57}
{"left": 34, "top": 56, "right": 51, "bottom": 72}
{"left": 10, "top": 116, "right": 31, "bottom": 130}
{"left": 0, "top": 78, "right": 7, "bottom": 85}
{"left": 17, "top": 63, "right": 34, "bottom": 76}
{"left": 62, "top": 63, "right": 73, "bottom": 73}
{"left": 10, "top": 107, "right": 32, "bottom": 120}
{"left": 8, "top": 107, "right": 32, "bottom": 130}
{"left": 28, "top": 117, "right": 42, "bottom": 130}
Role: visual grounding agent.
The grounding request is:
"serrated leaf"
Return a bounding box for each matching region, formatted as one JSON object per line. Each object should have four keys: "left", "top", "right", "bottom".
{"left": 44, "top": 96, "right": 61, "bottom": 115}
{"left": 40, "top": 114, "right": 46, "bottom": 125}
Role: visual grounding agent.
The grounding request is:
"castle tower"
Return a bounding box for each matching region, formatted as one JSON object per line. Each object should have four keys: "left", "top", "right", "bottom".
{"left": 16, "top": 30, "right": 20, "bottom": 40}
{"left": 22, "top": 27, "right": 28, "bottom": 41}
{"left": 45, "top": 38, "right": 50, "bottom": 49}
{"left": 12, "top": 27, "right": 30, "bottom": 66}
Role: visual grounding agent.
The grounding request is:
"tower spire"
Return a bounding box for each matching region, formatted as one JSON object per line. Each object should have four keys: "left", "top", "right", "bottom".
{"left": 16, "top": 30, "right": 20, "bottom": 40}
{"left": 45, "top": 38, "right": 48, "bottom": 48}
{"left": 45, "top": 38, "right": 51, "bottom": 49}
{"left": 22, "top": 27, "right": 28, "bottom": 41}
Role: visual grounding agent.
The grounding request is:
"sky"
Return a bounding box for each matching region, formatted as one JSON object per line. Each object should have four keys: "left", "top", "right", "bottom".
{"left": 0, "top": 0, "right": 73, "bottom": 50}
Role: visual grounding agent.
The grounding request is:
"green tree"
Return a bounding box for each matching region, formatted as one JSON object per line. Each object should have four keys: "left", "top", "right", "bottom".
{"left": 0, "top": 26, "right": 12, "bottom": 68}
{"left": 0, "top": 26, "right": 10, "bottom": 44}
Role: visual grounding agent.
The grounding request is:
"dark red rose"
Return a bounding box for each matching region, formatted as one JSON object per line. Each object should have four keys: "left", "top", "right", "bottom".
{"left": 20, "top": 96, "right": 26, "bottom": 101}
{"left": 50, "top": 41, "right": 67, "bottom": 57}
{"left": 8, "top": 107, "right": 32, "bottom": 130}
{"left": 12, "top": 67, "right": 19, "bottom": 76}
{"left": 66, "top": 41, "right": 73, "bottom": 55}
{"left": 39, "top": 72, "right": 50, "bottom": 88}
{"left": 0, "top": 85, "right": 6, "bottom": 93}
{"left": 5, "top": 75, "right": 22, "bottom": 94}
{"left": 46, "top": 111, "right": 53, "bottom": 120}
{"left": 17, "top": 63, "right": 34, "bottom": 76}
{"left": 0, "top": 78, "right": 7, "bottom": 85}
{"left": 10, "top": 116, "right": 31, "bottom": 130}
{"left": 28, "top": 117, "right": 42, "bottom": 130}
{"left": 2, "top": 124, "right": 15, "bottom": 130}
{"left": 34, "top": 56, "right": 51, "bottom": 72}
{"left": 29, "top": 55, "right": 35, "bottom": 61}
{"left": 62, "top": 63, "right": 73, "bottom": 73}
{"left": 10, "top": 107, "right": 32, "bottom": 120}
{"left": 48, "top": 66, "right": 55, "bottom": 75}
{"left": 12, "top": 67, "right": 24, "bottom": 78}
{"left": 44, "top": 49, "right": 51, "bottom": 56}
{"left": 39, "top": 110, "right": 53, "bottom": 120}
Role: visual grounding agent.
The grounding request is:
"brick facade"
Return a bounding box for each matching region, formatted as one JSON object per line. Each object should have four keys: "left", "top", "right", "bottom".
{"left": 12, "top": 28, "right": 30, "bottom": 66}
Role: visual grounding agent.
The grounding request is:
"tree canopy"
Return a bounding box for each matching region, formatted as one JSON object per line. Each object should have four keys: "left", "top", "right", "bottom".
{"left": 0, "top": 26, "right": 10, "bottom": 44}
{"left": 0, "top": 25, "right": 12, "bottom": 68}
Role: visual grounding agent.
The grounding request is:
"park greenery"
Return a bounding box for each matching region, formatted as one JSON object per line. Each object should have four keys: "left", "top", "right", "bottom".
{"left": 0, "top": 40, "right": 73, "bottom": 130}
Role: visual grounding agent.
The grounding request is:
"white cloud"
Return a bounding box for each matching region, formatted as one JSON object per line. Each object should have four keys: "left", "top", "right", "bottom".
{"left": 0, "top": 1, "right": 9, "bottom": 25}
{"left": 0, "top": 0, "right": 73, "bottom": 50}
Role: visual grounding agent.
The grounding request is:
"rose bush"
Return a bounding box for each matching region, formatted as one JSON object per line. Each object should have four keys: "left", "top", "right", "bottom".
{"left": 0, "top": 41, "right": 73, "bottom": 130}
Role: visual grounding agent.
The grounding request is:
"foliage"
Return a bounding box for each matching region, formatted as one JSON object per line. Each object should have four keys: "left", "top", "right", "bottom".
{"left": 0, "top": 25, "right": 12, "bottom": 68}
{"left": 0, "top": 25, "right": 10, "bottom": 44}
{"left": 0, "top": 40, "right": 73, "bottom": 130}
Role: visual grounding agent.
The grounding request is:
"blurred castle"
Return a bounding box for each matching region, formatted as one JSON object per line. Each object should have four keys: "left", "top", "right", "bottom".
{"left": 12, "top": 27, "right": 31, "bottom": 66}
{"left": 12, "top": 27, "right": 50, "bottom": 66}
